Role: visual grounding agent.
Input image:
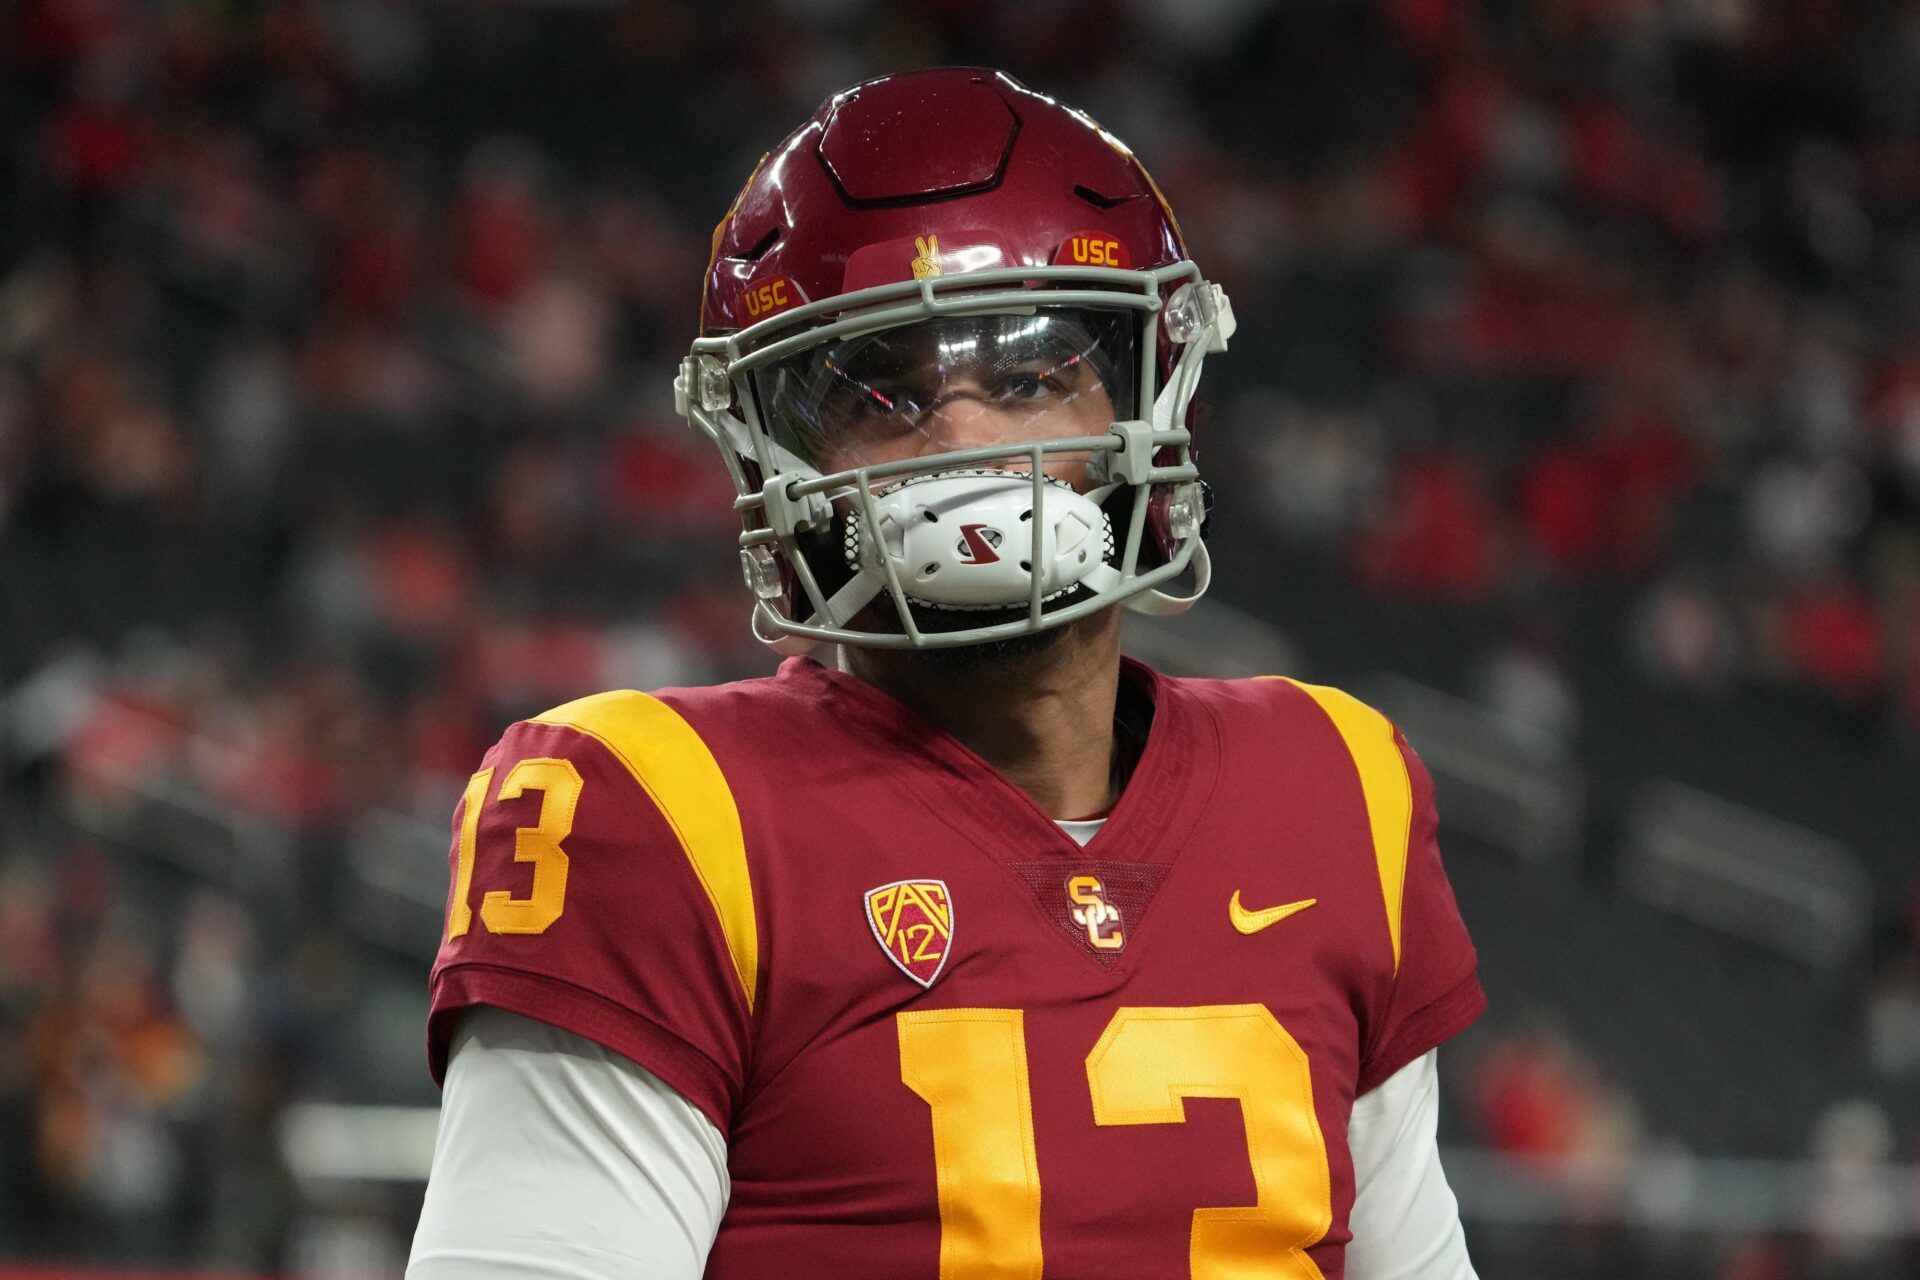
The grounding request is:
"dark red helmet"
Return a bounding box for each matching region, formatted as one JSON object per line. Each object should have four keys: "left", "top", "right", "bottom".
{"left": 702, "top": 69, "right": 1186, "bottom": 338}
{"left": 676, "top": 69, "right": 1235, "bottom": 653}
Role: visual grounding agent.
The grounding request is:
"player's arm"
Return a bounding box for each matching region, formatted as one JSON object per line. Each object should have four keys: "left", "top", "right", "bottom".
{"left": 424, "top": 690, "right": 757, "bottom": 1130}
{"left": 408, "top": 1007, "right": 725, "bottom": 1280}
{"left": 1341, "top": 717, "right": 1483, "bottom": 1275}
{"left": 1354, "top": 724, "right": 1487, "bottom": 1093}
{"left": 412, "top": 691, "right": 759, "bottom": 1273}
{"left": 1344, "top": 1048, "right": 1477, "bottom": 1280}
{"left": 1276, "top": 679, "right": 1486, "bottom": 1274}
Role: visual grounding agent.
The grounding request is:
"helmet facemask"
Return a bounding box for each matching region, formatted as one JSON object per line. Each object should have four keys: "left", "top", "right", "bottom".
{"left": 677, "top": 263, "right": 1232, "bottom": 652}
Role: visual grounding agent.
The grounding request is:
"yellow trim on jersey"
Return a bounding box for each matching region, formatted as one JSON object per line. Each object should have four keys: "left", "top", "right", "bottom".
{"left": 1266, "top": 678, "right": 1414, "bottom": 973}
{"left": 531, "top": 691, "right": 758, "bottom": 1011}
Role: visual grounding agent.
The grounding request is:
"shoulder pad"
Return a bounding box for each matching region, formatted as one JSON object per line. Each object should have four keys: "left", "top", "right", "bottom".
{"left": 1257, "top": 676, "right": 1414, "bottom": 972}
{"left": 515, "top": 689, "right": 758, "bottom": 1009}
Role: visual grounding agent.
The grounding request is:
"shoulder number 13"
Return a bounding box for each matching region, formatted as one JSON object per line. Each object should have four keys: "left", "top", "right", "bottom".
{"left": 446, "top": 759, "right": 583, "bottom": 939}
{"left": 898, "top": 1004, "right": 1331, "bottom": 1280}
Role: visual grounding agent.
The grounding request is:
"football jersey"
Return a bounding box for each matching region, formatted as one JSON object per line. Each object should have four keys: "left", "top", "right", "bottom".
{"left": 427, "top": 656, "right": 1485, "bottom": 1280}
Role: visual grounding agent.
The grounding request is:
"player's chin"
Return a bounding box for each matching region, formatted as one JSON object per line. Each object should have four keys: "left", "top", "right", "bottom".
{"left": 858, "top": 588, "right": 1095, "bottom": 671}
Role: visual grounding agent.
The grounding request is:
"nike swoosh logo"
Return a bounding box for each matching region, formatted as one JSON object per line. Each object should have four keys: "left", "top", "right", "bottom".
{"left": 1229, "top": 891, "right": 1318, "bottom": 935}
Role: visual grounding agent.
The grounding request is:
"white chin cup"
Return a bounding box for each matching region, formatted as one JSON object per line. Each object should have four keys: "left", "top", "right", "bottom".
{"left": 848, "top": 471, "right": 1115, "bottom": 611}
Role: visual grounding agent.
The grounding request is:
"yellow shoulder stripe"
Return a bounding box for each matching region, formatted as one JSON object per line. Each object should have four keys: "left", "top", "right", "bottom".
{"left": 531, "top": 691, "right": 758, "bottom": 1011}
{"left": 1264, "top": 677, "right": 1413, "bottom": 973}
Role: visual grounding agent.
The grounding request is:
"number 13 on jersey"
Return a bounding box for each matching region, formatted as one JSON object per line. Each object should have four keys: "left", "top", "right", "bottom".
{"left": 899, "top": 1003, "right": 1332, "bottom": 1280}
{"left": 447, "top": 760, "right": 583, "bottom": 939}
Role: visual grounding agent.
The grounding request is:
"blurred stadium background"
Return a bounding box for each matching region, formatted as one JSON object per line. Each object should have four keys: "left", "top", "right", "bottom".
{"left": 2, "top": 0, "right": 1918, "bottom": 1277}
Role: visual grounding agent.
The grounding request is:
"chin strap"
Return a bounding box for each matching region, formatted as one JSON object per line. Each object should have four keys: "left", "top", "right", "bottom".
{"left": 754, "top": 603, "right": 822, "bottom": 656}
{"left": 814, "top": 570, "right": 885, "bottom": 630}
{"left": 1122, "top": 540, "right": 1211, "bottom": 617}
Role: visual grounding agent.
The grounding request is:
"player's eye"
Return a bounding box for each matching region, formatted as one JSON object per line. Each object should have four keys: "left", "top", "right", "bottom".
{"left": 820, "top": 360, "right": 923, "bottom": 420}
{"left": 998, "top": 370, "right": 1051, "bottom": 400}
{"left": 992, "top": 352, "right": 1087, "bottom": 405}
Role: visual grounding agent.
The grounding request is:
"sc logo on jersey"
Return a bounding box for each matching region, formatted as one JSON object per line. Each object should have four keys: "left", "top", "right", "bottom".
{"left": 1066, "top": 875, "right": 1125, "bottom": 951}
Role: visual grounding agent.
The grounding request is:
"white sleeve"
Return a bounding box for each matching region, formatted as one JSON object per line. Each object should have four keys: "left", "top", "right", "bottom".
{"left": 1343, "top": 1049, "right": 1477, "bottom": 1280}
{"left": 406, "top": 1006, "right": 729, "bottom": 1280}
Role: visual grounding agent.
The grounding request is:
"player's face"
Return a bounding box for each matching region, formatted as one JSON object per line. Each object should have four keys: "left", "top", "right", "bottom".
{"left": 757, "top": 309, "right": 1133, "bottom": 491}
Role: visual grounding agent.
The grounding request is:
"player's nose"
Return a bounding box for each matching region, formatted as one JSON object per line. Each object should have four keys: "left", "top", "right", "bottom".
{"left": 922, "top": 386, "right": 1033, "bottom": 457}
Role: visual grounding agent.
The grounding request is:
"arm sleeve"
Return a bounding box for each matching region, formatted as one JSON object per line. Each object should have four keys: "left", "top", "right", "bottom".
{"left": 429, "top": 693, "right": 758, "bottom": 1133}
{"left": 1344, "top": 1049, "right": 1478, "bottom": 1280}
{"left": 408, "top": 1007, "right": 728, "bottom": 1280}
{"left": 1356, "top": 732, "right": 1486, "bottom": 1094}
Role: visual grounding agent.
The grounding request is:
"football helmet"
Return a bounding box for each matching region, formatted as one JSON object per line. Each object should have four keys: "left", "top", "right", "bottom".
{"left": 676, "top": 68, "right": 1234, "bottom": 651}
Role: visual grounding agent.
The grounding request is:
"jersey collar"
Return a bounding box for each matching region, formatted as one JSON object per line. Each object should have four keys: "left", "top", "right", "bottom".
{"left": 778, "top": 654, "right": 1218, "bottom": 868}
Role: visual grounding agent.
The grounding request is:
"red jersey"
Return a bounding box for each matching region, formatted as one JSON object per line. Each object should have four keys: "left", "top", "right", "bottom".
{"left": 427, "top": 656, "right": 1484, "bottom": 1280}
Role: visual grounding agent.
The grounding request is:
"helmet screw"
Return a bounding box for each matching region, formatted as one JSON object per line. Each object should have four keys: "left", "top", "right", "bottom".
{"left": 740, "top": 546, "right": 784, "bottom": 600}
{"left": 1168, "top": 484, "right": 1202, "bottom": 540}
{"left": 1163, "top": 285, "right": 1203, "bottom": 345}
{"left": 697, "top": 355, "right": 734, "bottom": 412}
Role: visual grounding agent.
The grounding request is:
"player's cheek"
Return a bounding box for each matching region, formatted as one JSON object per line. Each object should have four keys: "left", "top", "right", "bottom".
{"left": 1030, "top": 396, "right": 1105, "bottom": 490}
{"left": 815, "top": 419, "right": 937, "bottom": 477}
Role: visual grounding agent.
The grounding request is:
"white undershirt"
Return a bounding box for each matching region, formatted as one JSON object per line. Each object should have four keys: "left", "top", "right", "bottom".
{"left": 409, "top": 818, "right": 1477, "bottom": 1278}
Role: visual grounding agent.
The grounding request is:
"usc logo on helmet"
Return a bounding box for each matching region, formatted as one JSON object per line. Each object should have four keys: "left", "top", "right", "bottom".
{"left": 743, "top": 276, "right": 801, "bottom": 320}
{"left": 1053, "top": 233, "right": 1132, "bottom": 269}
{"left": 1066, "top": 875, "right": 1125, "bottom": 951}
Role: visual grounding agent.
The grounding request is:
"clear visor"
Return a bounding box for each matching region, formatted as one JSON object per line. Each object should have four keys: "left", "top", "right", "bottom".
{"left": 751, "top": 307, "right": 1139, "bottom": 480}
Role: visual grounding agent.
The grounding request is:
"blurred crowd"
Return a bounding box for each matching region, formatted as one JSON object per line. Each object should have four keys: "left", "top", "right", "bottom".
{"left": 1458, "top": 1020, "right": 1919, "bottom": 1280}
{"left": 1204, "top": 2, "right": 1920, "bottom": 729}
{"left": 2, "top": 0, "right": 1920, "bottom": 1275}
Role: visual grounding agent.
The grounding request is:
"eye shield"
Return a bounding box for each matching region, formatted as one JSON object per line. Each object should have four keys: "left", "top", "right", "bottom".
{"left": 753, "top": 309, "right": 1138, "bottom": 475}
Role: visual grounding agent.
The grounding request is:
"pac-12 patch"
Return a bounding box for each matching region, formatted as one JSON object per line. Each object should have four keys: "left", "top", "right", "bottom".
{"left": 864, "top": 879, "right": 954, "bottom": 987}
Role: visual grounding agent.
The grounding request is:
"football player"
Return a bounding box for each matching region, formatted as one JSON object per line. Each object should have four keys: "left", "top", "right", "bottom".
{"left": 409, "top": 69, "right": 1484, "bottom": 1279}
